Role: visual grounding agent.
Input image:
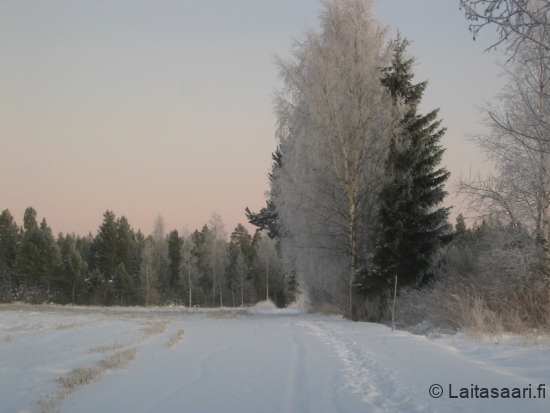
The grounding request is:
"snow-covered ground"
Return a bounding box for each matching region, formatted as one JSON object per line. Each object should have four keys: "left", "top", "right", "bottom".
{"left": 1, "top": 304, "right": 549, "bottom": 413}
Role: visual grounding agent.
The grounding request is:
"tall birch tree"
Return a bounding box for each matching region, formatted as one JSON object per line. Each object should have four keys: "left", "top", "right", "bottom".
{"left": 273, "top": 0, "right": 395, "bottom": 316}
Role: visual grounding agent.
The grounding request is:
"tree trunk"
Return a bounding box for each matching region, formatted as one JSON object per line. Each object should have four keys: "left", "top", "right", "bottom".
{"left": 212, "top": 274, "right": 216, "bottom": 307}
{"left": 536, "top": 62, "right": 550, "bottom": 304}
{"left": 72, "top": 284, "right": 75, "bottom": 306}
{"left": 34, "top": 280, "right": 38, "bottom": 304}
{"left": 146, "top": 266, "right": 150, "bottom": 307}
{"left": 349, "top": 202, "right": 357, "bottom": 320}
{"left": 266, "top": 253, "right": 269, "bottom": 301}
{"left": 241, "top": 273, "right": 244, "bottom": 307}
{"left": 188, "top": 266, "right": 192, "bottom": 308}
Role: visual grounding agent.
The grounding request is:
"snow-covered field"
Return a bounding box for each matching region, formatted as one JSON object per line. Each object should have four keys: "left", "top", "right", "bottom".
{"left": 1, "top": 304, "right": 549, "bottom": 413}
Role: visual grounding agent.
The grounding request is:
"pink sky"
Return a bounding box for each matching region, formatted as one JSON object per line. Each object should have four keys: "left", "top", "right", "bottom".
{"left": 1, "top": 1, "right": 503, "bottom": 237}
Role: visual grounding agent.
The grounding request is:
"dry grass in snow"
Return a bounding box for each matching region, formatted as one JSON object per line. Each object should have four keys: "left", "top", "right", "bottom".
{"left": 140, "top": 321, "right": 169, "bottom": 337}
{"left": 167, "top": 329, "right": 185, "bottom": 348}
{"left": 36, "top": 347, "right": 138, "bottom": 413}
{"left": 203, "top": 310, "right": 235, "bottom": 320}
{"left": 88, "top": 340, "right": 130, "bottom": 354}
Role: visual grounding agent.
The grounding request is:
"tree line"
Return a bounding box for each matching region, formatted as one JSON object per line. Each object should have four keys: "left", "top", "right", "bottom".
{"left": 0, "top": 208, "right": 296, "bottom": 307}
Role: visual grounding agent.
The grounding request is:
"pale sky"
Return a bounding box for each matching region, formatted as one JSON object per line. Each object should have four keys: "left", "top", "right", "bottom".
{"left": 0, "top": 0, "right": 503, "bottom": 237}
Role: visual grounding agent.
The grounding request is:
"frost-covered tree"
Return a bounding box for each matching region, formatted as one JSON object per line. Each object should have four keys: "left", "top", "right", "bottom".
{"left": 180, "top": 231, "right": 199, "bottom": 307}
{"left": 151, "top": 214, "right": 169, "bottom": 296}
{"left": 254, "top": 233, "right": 285, "bottom": 305}
{"left": 273, "top": 0, "right": 395, "bottom": 315}
{"left": 458, "top": 31, "right": 550, "bottom": 294}
{"left": 228, "top": 224, "right": 255, "bottom": 306}
{"left": 460, "top": 0, "right": 550, "bottom": 53}
{"left": 203, "top": 213, "right": 229, "bottom": 306}
{"left": 234, "top": 253, "right": 248, "bottom": 306}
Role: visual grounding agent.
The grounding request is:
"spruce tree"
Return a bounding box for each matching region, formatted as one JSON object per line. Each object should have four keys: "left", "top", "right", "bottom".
{"left": 370, "top": 35, "right": 451, "bottom": 292}
{"left": 245, "top": 147, "right": 282, "bottom": 239}
{"left": 95, "top": 211, "right": 119, "bottom": 281}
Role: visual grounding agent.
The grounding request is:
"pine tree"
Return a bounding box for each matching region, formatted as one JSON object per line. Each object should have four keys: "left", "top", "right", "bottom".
{"left": 0, "top": 209, "right": 19, "bottom": 269}
{"left": 167, "top": 230, "right": 182, "bottom": 291}
{"left": 16, "top": 211, "right": 59, "bottom": 303}
{"left": 370, "top": 35, "right": 451, "bottom": 292}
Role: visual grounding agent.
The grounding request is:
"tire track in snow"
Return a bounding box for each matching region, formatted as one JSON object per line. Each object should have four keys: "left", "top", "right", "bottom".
{"left": 296, "top": 320, "right": 433, "bottom": 413}
{"left": 282, "top": 320, "right": 311, "bottom": 413}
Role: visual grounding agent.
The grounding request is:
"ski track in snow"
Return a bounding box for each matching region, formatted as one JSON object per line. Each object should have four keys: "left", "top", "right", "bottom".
{"left": 296, "top": 319, "right": 431, "bottom": 413}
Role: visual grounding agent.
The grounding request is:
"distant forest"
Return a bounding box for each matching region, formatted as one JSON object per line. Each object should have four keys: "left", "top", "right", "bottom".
{"left": 0, "top": 207, "right": 297, "bottom": 308}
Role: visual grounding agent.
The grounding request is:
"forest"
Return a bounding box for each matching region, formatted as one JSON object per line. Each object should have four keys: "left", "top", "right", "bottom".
{"left": 2, "top": 0, "right": 550, "bottom": 338}
{"left": 0, "top": 208, "right": 297, "bottom": 308}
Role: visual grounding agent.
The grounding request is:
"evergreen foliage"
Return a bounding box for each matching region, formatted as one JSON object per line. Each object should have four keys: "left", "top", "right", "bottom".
{"left": 367, "top": 35, "right": 451, "bottom": 294}
{"left": 88, "top": 267, "right": 106, "bottom": 305}
{"left": 0, "top": 209, "right": 19, "bottom": 269}
{"left": 167, "top": 230, "right": 182, "bottom": 290}
{"left": 23, "top": 207, "right": 38, "bottom": 232}
{"left": 64, "top": 240, "right": 88, "bottom": 305}
{"left": 114, "top": 262, "right": 134, "bottom": 305}
{"left": 96, "top": 211, "right": 119, "bottom": 281}
{"left": 16, "top": 212, "right": 59, "bottom": 303}
{"left": 245, "top": 147, "right": 282, "bottom": 239}
{"left": 1, "top": 210, "right": 294, "bottom": 308}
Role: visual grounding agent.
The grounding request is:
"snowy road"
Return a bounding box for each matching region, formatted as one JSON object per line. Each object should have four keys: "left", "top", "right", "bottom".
{"left": 1, "top": 305, "right": 549, "bottom": 413}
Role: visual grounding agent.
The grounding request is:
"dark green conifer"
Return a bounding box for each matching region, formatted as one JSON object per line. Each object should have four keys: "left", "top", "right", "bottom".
{"left": 245, "top": 147, "right": 282, "bottom": 239}
{"left": 371, "top": 35, "right": 451, "bottom": 292}
{"left": 167, "top": 230, "right": 183, "bottom": 289}
{"left": 96, "top": 211, "right": 119, "bottom": 281}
